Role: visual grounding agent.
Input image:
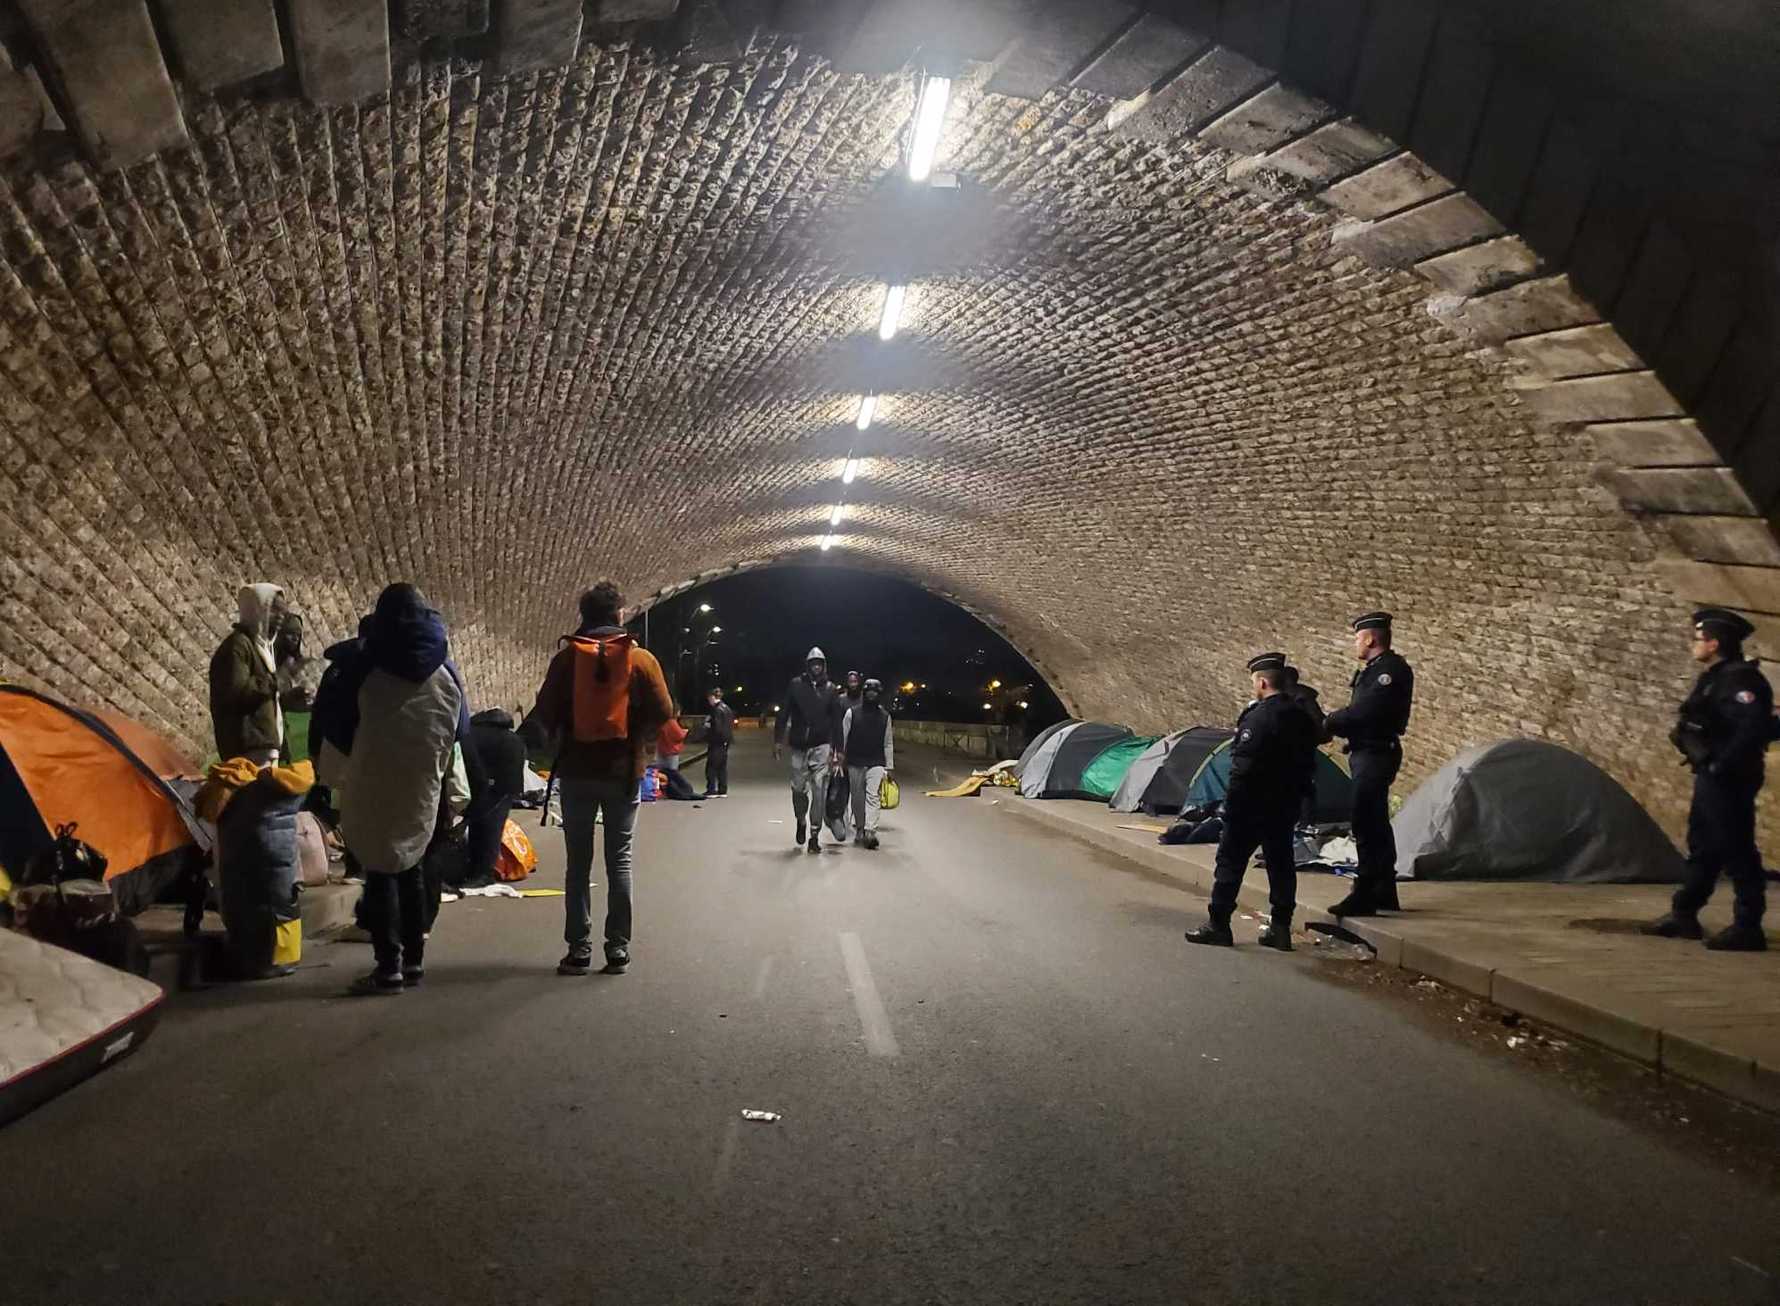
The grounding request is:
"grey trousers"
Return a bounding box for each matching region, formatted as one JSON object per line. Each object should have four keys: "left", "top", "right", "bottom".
{"left": 849, "top": 765, "right": 886, "bottom": 835}
{"left": 559, "top": 774, "right": 639, "bottom": 954}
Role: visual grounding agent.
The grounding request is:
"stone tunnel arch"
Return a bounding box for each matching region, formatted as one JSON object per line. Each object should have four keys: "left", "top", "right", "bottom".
{"left": 632, "top": 555, "right": 1087, "bottom": 720}
{"left": 0, "top": 1, "right": 1776, "bottom": 842}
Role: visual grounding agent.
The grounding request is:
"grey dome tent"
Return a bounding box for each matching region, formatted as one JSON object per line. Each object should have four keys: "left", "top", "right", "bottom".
{"left": 1109, "top": 727, "right": 1233, "bottom": 815}
{"left": 1393, "top": 738, "right": 1684, "bottom": 883}
{"left": 1019, "top": 722, "right": 1132, "bottom": 799}
{"left": 1013, "top": 718, "right": 1077, "bottom": 779}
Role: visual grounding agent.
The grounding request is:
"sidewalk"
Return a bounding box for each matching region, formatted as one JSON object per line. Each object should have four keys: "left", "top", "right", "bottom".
{"left": 981, "top": 789, "right": 1780, "bottom": 1115}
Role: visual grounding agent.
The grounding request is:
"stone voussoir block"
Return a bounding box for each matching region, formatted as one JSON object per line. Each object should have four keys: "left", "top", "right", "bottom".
{"left": 1331, "top": 192, "right": 1503, "bottom": 269}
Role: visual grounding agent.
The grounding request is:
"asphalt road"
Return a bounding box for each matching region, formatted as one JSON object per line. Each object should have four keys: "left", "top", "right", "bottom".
{"left": 8, "top": 731, "right": 1780, "bottom": 1305}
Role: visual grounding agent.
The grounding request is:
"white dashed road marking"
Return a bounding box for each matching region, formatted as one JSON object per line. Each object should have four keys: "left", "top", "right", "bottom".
{"left": 838, "top": 931, "right": 900, "bottom": 1058}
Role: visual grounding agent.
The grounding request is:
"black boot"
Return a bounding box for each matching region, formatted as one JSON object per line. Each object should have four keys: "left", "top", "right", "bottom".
{"left": 1641, "top": 912, "right": 1704, "bottom": 940}
{"left": 1704, "top": 923, "right": 1768, "bottom": 952}
{"left": 1377, "top": 880, "right": 1401, "bottom": 911}
{"left": 1256, "top": 921, "right": 1293, "bottom": 951}
{"left": 795, "top": 820, "right": 807, "bottom": 847}
{"left": 1183, "top": 919, "right": 1234, "bottom": 947}
{"left": 1329, "top": 887, "right": 1378, "bottom": 918}
{"left": 807, "top": 832, "right": 820, "bottom": 854}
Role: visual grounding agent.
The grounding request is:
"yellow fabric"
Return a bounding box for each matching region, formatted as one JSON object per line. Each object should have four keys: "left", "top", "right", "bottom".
{"left": 518, "top": 888, "right": 566, "bottom": 898}
{"left": 196, "top": 757, "right": 315, "bottom": 822}
{"left": 880, "top": 777, "right": 901, "bottom": 810}
{"left": 273, "top": 919, "right": 302, "bottom": 966}
{"left": 0, "top": 863, "right": 11, "bottom": 903}
{"left": 927, "top": 775, "right": 988, "bottom": 798}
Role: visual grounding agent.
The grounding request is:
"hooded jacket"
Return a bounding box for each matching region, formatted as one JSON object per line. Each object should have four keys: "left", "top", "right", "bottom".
{"left": 777, "top": 670, "right": 844, "bottom": 751}
{"left": 339, "top": 594, "right": 464, "bottom": 873}
{"left": 208, "top": 584, "right": 285, "bottom": 760}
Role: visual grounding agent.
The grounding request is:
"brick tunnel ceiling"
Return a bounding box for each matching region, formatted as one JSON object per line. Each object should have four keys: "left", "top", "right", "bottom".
{"left": 0, "top": 30, "right": 1727, "bottom": 833}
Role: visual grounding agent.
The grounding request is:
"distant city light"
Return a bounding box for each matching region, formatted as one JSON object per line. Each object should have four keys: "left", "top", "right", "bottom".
{"left": 709, "top": 626, "right": 722, "bottom": 634}
{"left": 981, "top": 702, "right": 992, "bottom": 710}
{"left": 1018, "top": 700, "right": 1029, "bottom": 709}
{"left": 698, "top": 604, "right": 712, "bottom": 613}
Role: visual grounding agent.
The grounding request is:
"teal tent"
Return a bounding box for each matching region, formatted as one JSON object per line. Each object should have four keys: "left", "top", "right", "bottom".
{"left": 1077, "top": 736, "right": 1160, "bottom": 802}
{"left": 1184, "top": 740, "right": 1355, "bottom": 823}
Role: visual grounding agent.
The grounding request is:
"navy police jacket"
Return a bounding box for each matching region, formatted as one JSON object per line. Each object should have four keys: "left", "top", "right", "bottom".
{"left": 1226, "top": 693, "right": 1320, "bottom": 813}
{"left": 1326, "top": 650, "right": 1414, "bottom": 750}
{"left": 1673, "top": 657, "right": 1772, "bottom": 782}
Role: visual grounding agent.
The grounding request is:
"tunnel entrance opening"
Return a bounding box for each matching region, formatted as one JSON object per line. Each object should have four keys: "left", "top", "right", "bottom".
{"left": 630, "top": 564, "right": 1069, "bottom": 751}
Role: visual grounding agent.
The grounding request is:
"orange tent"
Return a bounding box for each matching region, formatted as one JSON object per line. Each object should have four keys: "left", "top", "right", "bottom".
{"left": 0, "top": 686, "right": 209, "bottom": 915}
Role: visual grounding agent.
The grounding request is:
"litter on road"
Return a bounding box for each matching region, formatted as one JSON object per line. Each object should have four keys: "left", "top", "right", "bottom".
{"left": 741, "top": 1109, "right": 782, "bottom": 1122}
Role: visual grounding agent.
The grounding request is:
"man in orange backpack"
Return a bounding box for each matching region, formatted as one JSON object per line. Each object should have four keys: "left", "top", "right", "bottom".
{"left": 529, "top": 582, "right": 674, "bottom": 976}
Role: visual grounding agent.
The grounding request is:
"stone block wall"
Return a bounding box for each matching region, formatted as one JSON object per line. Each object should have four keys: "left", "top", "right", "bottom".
{"left": 0, "top": 34, "right": 1754, "bottom": 848}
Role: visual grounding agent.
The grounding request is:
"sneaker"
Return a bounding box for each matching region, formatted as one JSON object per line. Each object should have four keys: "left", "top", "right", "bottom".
{"left": 716, "top": 792, "right": 730, "bottom": 798}
{"left": 807, "top": 835, "right": 820, "bottom": 854}
{"left": 796, "top": 820, "right": 807, "bottom": 846}
{"left": 1256, "top": 923, "right": 1294, "bottom": 952}
{"left": 602, "top": 946, "right": 630, "bottom": 975}
{"left": 1640, "top": 912, "right": 1704, "bottom": 940}
{"left": 557, "top": 951, "right": 595, "bottom": 976}
{"left": 1329, "top": 889, "right": 1379, "bottom": 919}
{"left": 863, "top": 832, "right": 880, "bottom": 850}
{"left": 1183, "top": 921, "right": 1234, "bottom": 947}
{"left": 402, "top": 966, "right": 425, "bottom": 986}
{"left": 348, "top": 970, "right": 404, "bottom": 996}
{"left": 1704, "top": 924, "right": 1768, "bottom": 952}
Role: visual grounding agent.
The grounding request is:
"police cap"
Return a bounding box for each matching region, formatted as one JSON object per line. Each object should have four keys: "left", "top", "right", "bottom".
{"left": 1693, "top": 607, "right": 1755, "bottom": 643}
{"left": 1351, "top": 611, "right": 1392, "bottom": 633}
{"left": 1247, "top": 652, "right": 1288, "bottom": 673}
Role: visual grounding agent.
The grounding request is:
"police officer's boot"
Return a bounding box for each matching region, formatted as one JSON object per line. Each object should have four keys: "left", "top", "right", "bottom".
{"left": 1377, "top": 879, "right": 1401, "bottom": 911}
{"left": 1704, "top": 923, "right": 1768, "bottom": 952}
{"left": 1640, "top": 912, "right": 1704, "bottom": 940}
{"left": 1183, "top": 916, "right": 1234, "bottom": 948}
{"left": 1328, "top": 886, "right": 1378, "bottom": 918}
{"left": 1256, "top": 918, "right": 1293, "bottom": 951}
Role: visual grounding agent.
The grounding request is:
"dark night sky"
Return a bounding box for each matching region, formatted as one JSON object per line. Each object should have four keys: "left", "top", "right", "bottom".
{"left": 631, "top": 566, "right": 1063, "bottom": 725}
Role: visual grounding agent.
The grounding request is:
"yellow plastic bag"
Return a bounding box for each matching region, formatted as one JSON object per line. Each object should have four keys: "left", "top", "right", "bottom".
{"left": 880, "top": 776, "right": 901, "bottom": 811}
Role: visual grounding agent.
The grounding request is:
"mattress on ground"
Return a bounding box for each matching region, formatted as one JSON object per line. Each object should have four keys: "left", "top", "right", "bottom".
{"left": 0, "top": 928, "right": 163, "bottom": 1127}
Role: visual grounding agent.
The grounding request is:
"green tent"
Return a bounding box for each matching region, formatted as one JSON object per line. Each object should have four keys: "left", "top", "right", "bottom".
{"left": 1077, "top": 735, "right": 1160, "bottom": 802}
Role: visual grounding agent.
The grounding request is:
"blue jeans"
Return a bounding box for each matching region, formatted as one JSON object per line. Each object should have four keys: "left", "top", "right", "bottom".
{"left": 559, "top": 775, "right": 640, "bottom": 955}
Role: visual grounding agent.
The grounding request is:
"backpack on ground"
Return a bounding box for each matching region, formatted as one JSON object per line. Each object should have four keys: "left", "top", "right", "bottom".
{"left": 567, "top": 633, "right": 635, "bottom": 742}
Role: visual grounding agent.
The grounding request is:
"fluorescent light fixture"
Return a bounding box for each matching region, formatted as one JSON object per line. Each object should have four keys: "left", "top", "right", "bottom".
{"left": 908, "top": 75, "right": 952, "bottom": 182}
{"left": 856, "top": 393, "right": 877, "bottom": 431}
{"left": 820, "top": 535, "right": 834, "bottom": 552}
{"left": 830, "top": 504, "right": 844, "bottom": 527}
{"left": 842, "top": 457, "right": 859, "bottom": 485}
{"left": 877, "top": 284, "right": 906, "bottom": 341}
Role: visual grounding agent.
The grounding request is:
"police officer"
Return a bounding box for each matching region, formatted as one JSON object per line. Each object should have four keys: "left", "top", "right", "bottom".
{"left": 1324, "top": 611, "right": 1414, "bottom": 917}
{"left": 1643, "top": 608, "right": 1771, "bottom": 952}
{"left": 1184, "top": 653, "right": 1319, "bottom": 951}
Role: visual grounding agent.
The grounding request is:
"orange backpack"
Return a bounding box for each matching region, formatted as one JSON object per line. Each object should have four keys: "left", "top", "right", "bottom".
{"left": 567, "top": 632, "right": 635, "bottom": 742}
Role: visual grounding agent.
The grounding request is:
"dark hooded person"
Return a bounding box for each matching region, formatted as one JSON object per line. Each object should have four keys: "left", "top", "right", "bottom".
{"left": 1324, "top": 611, "right": 1415, "bottom": 917}
{"left": 1644, "top": 607, "right": 1771, "bottom": 951}
{"left": 340, "top": 584, "right": 465, "bottom": 995}
{"left": 1184, "top": 653, "right": 1319, "bottom": 951}
{"left": 774, "top": 646, "right": 845, "bottom": 853}
{"left": 208, "top": 583, "right": 287, "bottom": 767}
{"left": 530, "top": 582, "right": 674, "bottom": 977}
{"left": 465, "top": 708, "right": 528, "bottom": 886}
{"left": 840, "top": 678, "right": 895, "bottom": 850}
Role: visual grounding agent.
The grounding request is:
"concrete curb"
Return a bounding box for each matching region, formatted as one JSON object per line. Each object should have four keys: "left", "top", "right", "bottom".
{"left": 994, "top": 795, "right": 1780, "bottom": 1116}
{"left": 299, "top": 882, "right": 361, "bottom": 937}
